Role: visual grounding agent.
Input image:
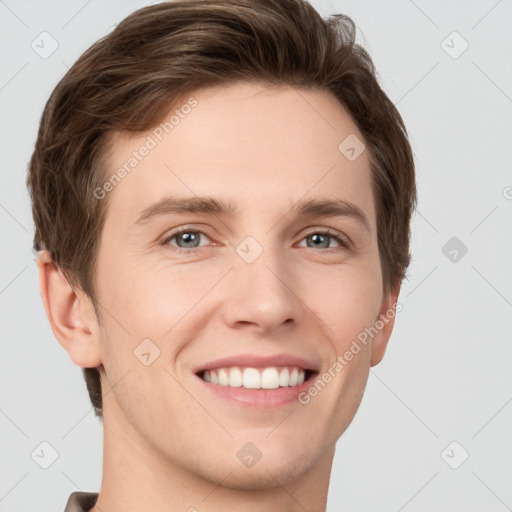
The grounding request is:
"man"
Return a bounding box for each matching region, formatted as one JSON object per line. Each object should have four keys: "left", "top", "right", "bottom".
{"left": 27, "top": 0, "right": 416, "bottom": 510}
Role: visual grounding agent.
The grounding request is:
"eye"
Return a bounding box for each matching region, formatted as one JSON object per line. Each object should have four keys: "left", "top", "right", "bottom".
{"left": 162, "top": 228, "right": 211, "bottom": 253}
{"left": 161, "top": 227, "right": 350, "bottom": 254}
{"left": 297, "top": 229, "right": 351, "bottom": 251}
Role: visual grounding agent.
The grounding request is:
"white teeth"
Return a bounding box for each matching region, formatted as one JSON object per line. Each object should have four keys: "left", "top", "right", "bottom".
{"left": 243, "top": 368, "right": 261, "bottom": 389}
{"left": 289, "top": 367, "right": 298, "bottom": 386}
{"left": 202, "top": 366, "right": 307, "bottom": 389}
{"left": 278, "top": 367, "right": 289, "bottom": 387}
{"left": 218, "top": 368, "right": 229, "bottom": 386}
{"left": 261, "top": 367, "right": 279, "bottom": 389}
{"left": 228, "top": 367, "right": 243, "bottom": 387}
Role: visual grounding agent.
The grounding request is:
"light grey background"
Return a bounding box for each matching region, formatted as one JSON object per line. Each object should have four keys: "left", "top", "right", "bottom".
{"left": 1, "top": 0, "right": 511, "bottom": 510}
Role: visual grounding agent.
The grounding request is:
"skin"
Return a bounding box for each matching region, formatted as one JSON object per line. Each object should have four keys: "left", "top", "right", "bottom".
{"left": 38, "top": 81, "right": 400, "bottom": 512}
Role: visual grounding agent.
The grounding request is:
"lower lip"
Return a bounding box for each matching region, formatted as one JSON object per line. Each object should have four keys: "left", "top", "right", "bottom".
{"left": 195, "top": 372, "right": 318, "bottom": 408}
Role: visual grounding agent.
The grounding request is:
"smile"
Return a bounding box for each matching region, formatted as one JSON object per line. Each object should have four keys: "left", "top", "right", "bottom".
{"left": 199, "top": 365, "right": 313, "bottom": 389}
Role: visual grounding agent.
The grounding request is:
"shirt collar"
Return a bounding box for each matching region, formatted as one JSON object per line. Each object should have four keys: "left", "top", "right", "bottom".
{"left": 63, "top": 491, "right": 98, "bottom": 512}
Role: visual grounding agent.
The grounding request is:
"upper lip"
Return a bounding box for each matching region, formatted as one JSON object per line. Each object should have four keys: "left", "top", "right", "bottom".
{"left": 193, "top": 353, "right": 320, "bottom": 374}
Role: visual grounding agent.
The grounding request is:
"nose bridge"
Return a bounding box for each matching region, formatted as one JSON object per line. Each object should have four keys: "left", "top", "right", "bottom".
{"left": 222, "top": 231, "right": 301, "bottom": 330}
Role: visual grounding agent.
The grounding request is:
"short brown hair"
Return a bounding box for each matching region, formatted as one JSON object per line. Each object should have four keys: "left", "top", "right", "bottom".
{"left": 27, "top": 0, "right": 417, "bottom": 419}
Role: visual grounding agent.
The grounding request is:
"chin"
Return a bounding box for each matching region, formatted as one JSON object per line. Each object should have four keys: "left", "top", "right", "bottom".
{"left": 217, "top": 460, "right": 310, "bottom": 491}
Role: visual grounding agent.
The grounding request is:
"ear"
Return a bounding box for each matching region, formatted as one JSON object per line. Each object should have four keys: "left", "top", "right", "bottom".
{"left": 369, "top": 282, "right": 401, "bottom": 367}
{"left": 37, "top": 250, "right": 102, "bottom": 368}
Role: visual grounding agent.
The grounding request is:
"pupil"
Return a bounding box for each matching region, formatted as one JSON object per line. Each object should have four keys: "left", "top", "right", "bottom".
{"left": 311, "top": 234, "right": 328, "bottom": 248}
{"left": 181, "top": 232, "right": 198, "bottom": 247}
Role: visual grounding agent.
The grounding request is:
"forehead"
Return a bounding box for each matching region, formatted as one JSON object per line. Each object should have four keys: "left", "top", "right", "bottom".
{"left": 101, "top": 81, "right": 375, "bottom": 228}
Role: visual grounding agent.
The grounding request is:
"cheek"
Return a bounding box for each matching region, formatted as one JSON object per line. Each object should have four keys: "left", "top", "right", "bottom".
{"left": 311, "top": 259, "right": 383, "bottom": 336}
{"left": 95, "top": 256, "right": 219, "bottom": 395}
{"left": 123, "top": 261, "right": 220, "bottom": 339}
{"left": 95, "top": 245, "right": 192, "bottom": 331}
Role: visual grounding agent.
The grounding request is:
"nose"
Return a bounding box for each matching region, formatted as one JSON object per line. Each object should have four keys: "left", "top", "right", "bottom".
{"left": 220, "top": 244, "right": 302, "bottom": 335}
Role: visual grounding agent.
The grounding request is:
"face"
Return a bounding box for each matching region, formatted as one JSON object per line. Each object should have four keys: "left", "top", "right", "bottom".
{"left": 91, "top": 81, "right": 397, "bottom": 488}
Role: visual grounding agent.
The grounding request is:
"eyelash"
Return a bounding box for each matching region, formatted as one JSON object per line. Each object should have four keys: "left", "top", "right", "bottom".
{"left": 160, "top": 227, "right": 351, "bottom": 254}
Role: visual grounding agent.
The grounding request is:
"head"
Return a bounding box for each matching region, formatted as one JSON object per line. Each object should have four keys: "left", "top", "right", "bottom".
{"left": 27, "top": 0, "right": 416, "bottom": 490}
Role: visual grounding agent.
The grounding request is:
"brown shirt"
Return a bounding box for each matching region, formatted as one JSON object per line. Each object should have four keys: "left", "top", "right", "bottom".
{"left": 63, "top": 492, "right": 98, "bottom": 512}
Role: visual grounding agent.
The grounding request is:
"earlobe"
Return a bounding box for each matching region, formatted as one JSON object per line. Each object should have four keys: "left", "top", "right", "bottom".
{"left": 37, "top": 250, "right": 102, "bottom": 368}
{"left": 369, "top": 283, "right": 401, "bottom": 367}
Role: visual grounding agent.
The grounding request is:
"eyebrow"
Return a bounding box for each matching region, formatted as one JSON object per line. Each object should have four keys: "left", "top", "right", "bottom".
{"left": 134, "top": 195, "right": 371, "bottom": 232}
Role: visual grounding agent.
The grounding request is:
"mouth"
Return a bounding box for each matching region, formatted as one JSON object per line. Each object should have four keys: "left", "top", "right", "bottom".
{"left": 191, "top": 353, "right": 320, "bottom": 408}
{"left": 195, "top": 366, "right": 318, "bottom": 390}
{"left": 193, "top": 366, "right": 319, "bottom": 408}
